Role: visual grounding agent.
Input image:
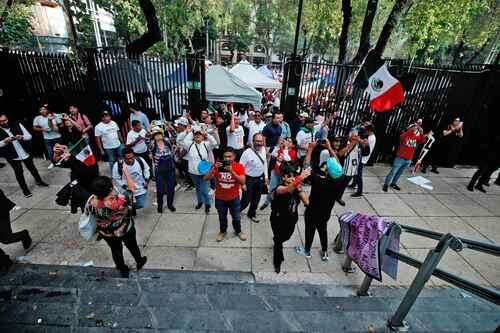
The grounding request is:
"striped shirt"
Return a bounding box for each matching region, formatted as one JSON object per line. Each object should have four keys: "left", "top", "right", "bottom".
{"left": 343, "top": 144, "right": 360, "bottom": 177}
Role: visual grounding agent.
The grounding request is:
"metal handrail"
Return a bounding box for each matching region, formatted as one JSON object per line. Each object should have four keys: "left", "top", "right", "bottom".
{"left": 386, "top": 249, "right": 500, "bottom": 305}
{"left": 400, "top": 224, "right": 500, "bottom": 256}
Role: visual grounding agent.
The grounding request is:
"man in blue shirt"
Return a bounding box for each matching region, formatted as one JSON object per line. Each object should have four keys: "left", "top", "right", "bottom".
{"left": 262, "top": 112, "right": 283, "bottom": 150}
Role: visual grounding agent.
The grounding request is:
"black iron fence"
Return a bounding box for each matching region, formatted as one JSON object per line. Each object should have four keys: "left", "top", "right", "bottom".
{"left": 296, "top": 59, "right": 499, "bottom": 164}
{"left": 0, "top": 48, "right": 188, "bottom": 126}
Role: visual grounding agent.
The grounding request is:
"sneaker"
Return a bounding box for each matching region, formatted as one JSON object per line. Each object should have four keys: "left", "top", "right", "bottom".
{"left": 259, "top": 202, "right": 269, "bottom": 211}
{"left": 336, "top": 199, "right": 345, "bottom": 206}
{"left": 216, "top": 232, "right": 226, "bottom": 242}
{"left": 382, "top": 184, "right": 388, "bottom": 192}
{"left": 237, "top": 232, "right": 247, "bottom": 241}
{"left": 136, "top": 256, "right": 147, "bottom": 271}
{"left": 430, "top": 169, "right": 440, "bottom": 174}
{"left": 195, "top": 203, "right": 203, "bottom": 210}
{"left": 467, "top": 184, "right": 474, "bottom": 192}
{"left": 175, "top": 184, "right": 182, "bottom": 191}
{"left": 295, "top": 245, "right": 311, "bottom": 258}
{"left": 23, "top": 191, "right": 32, "bottom": 198}
{"left": 205, "top": 205, "right": 210, "bottom": 214}
{"left": 47, "top": 163, "right": 54, "bottom": 170}
{"left": 390, "top": 184, "right": 401, "bottom": 191}
{"left": 168, "top": 206, "right": 176, "bottom": 212}
{"left": 22, "top": 232, "right": 32, "bottom": 250}
{"left": 157, "top": 208, "right": 163, "bottom": 214}
{"left": 351, "top": 193, "right": 362, "bottom": 198}
{"left": 37, "top": 181, "right": 49, "bottom": 187}
{"left": 321, "top": 251, "right": 329, "bottom": 262}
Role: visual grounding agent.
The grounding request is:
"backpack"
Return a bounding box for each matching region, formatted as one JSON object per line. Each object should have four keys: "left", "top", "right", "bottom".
{"left": 118, "top": 157, "right": 147, "bottom": 180}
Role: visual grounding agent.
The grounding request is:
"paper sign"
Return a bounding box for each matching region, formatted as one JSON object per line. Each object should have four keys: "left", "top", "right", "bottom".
{"left": 407, "top": 176, "right": 433, "bottom": 190}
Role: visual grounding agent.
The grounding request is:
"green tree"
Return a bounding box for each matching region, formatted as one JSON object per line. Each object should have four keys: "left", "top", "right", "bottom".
{"left": 0, "top": 0, "right": 34, "bottom": 48}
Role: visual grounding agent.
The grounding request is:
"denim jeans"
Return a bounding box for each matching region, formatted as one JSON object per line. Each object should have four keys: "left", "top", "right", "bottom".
{"left": 134, "top": 193, "right": 147, "bottom": 209}
{"left": 215, "top": 198, "right": 241, "bottom": 234}
{"left": 44, "top": 138, "right": 61, "bottom": 161}
{"left": 105, "top": 147, "right": 122, "bottom": 174}
{"left": 385, "top": 157, "right": 411, "bottom": 186}
{"left": 353, "top": 162, "right": 365, "bottom": 194}
{"left": 190, "top": 173, "right": 211, "bottom": 206}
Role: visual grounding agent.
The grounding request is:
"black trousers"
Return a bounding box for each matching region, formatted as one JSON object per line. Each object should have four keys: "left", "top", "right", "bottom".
{"left": 0, "top": 213, "right": 29, "bottom": 246}
{"left": 338, "top": 175, "right": 353, "bottom": 200}
{"left": 7, "top": 157, "right": 43, "bottom": 193}
{"left": 102, "top": 227, "right": 142, "bottom": 271}
{"left": 270, "top": 213, "right": 297, "bottom": 270}
{"left": 469, "top": 163, "right": 498, "bottom": 187}
{"left": 304, "top": 211, "right": 329, "bottom": 252}
{"left": 240, "top": 175, "right": 264, "bottom": 218}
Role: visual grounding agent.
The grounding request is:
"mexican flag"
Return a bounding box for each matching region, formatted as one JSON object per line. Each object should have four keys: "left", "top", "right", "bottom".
{"left": 353, "top": 50, "right": 408, "bottom": 113}
{"left": 70, "top": 138, "right": 96, "bottom": 166}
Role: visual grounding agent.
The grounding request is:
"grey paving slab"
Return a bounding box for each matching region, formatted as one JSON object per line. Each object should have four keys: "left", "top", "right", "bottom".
{"left": 407, "top": 249, "right": 492, "bottom": 287}
{"left": 194, "top": 247, "right": 251, "bottom": 271}
{"left": 295, "top": 216, "right": 339, "bottom": 249}
{"left": 467, "top": 194, "right": 500, "bottom": 215}
{"left": 433, "top": 193, "right": 494, "bottom": 217}
{"left": 142, "top": 246, "right": 196, "bottom": 270}
{"left": 423, "top": 216, "right": 494, "bottom": 243}
{"left": 147, "top": 213, "right": 205, "bottom": 247}
{"left": 398, "top": 194, "right": 456, "bottom": 216}
{"left": 459, "top": 250, "right": 500, "bottom": 288}
{"left": 333, "top": 195, "right": 377, "bottom": 216}
{"left": 201, "top": 215, "right": 251, "bottom": 248}
{"left": 460, "top": 216, "right": 500, "bottom": 243}
{"left": 365, "top": 194, "right": 417, "bottom": 216}
{"left": 251, "top": 218, "right": 302, "bottom": 248}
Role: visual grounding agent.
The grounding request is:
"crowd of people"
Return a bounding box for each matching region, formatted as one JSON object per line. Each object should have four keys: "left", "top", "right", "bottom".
{"left": 1, "top": 97, "right": 499, "bottom": 275}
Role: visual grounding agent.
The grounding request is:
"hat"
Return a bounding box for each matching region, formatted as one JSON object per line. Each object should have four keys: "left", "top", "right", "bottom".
{"left": 304, "top": 117, "right": 314, "bottom": 124}
{"left": 192, "top": 125, "right": 203, "bottom": 134}
{"left": 265, "top": 112, "right": 273, "bottom": 118}
{"left": 101, "top": 110, "right": 111, "bottom": 117}
{"left": 151, "top": 126, "right": 163, "bottom": 136}
{"left": 299, "top": 112, "right": 309, "bottom": 118}
{"left": 174, "top": 117, "right": 188, "bottom": 127}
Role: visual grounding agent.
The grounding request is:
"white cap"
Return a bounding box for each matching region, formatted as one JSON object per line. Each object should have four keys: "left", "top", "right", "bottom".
{"left": 192, "top": 125, "right": 203, "bottom": 134}
{"left": 175, "top": 117, "right": 189, "bottom": 126}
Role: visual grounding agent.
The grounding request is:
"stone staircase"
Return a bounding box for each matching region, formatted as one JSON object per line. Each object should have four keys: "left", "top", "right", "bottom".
{"left": 0, "top": 264, "right": 498, "bottom": 332}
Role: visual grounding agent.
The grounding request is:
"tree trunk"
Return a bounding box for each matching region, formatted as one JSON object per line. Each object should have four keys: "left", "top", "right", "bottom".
{"left": 374, "top": 0, "right": 413, "bottom": 57}
{"left": 352, "top": 0, "right": 379, "bottom": 63}
{"left": 337, "top": 0, "right": 352, "bottom": 63}
{"left": 0, "top": 0, "right": 15, "bottom": 30}
{"left": 451, "top": 40, "right": 465, "bottom": 65}
{"left": 465, "top": 37, "right": 491, "bottom": 64}
{"left": 126, "top": 0, "right": 162, "bottom": 55}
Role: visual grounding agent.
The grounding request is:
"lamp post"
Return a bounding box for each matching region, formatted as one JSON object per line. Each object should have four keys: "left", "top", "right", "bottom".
{"left": 281, "top": 0, "right": 304, "bottom": 122}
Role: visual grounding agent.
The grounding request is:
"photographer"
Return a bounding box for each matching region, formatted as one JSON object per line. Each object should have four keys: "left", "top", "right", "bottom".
{"left": 0, "top": 113, "right": 48, "bottom": 197}
{"left": 383, "top": 122, "right": 428, "bottom": 192}
{"left": 32, "top": 104, "right": 62, "bottom": 168}
{"left": 112, "top": 148, "right": 150, "bottom": 210}
{"left": 204, "top": 147, "right": 247, "bottom": 243}
{"left": 336, "top": 132, "right": 362, "bottom": 206}
{"left": 349, "top": 123, "right": 376, "bottom": 197}
{"left": 441, "top": 117, "right": 464, "bottom": 168}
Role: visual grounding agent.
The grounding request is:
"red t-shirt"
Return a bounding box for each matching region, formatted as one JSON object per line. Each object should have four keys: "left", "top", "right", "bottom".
{"left": 213, "top": 162, "right": 245, "bottom": 201}
{"left": 397, "top": 128, "right": 427, "bottom": 160}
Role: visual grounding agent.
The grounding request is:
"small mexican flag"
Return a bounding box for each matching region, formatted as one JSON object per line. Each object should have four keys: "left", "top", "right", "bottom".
{"left": 70, "top": 138, "right": 96, "bottom": 166}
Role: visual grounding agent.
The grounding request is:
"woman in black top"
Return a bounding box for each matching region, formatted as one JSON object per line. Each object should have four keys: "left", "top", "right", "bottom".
{"left": 270, "top": 163, "right": 310, "bottom": 273}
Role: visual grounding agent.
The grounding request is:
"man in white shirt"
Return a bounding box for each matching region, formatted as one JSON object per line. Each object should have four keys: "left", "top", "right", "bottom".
{"left": 183, "top": 126, "right": 218, "bottom": 214}
{"left": 226, "top": 109, "right": 245, "bottom": 160}
{"left": 32, "top": 104, "right": 62, "bottom": 168}
{"left": 239, "top": 133, "right": 268, "bottom": 223}
{"left": 0, "top": 113, "right": 48, "bottom": 197}
{"left": 350, "top": 123, "right": 376, "bottom": 197}
{"left": 244, "top": 111, "right": 266, "bottom": 147}
{"left": 112, "top": 148, "right": 150, "bottom": 209}
{"left": 126, "top": 120, "right": 151, "bottom": 168}
{"left": 174, "top": 117, "right": 194, "bottom": 188}
{"left": 296, "top": 117, "right": 316, "bottom": 166}
{"left": 95, "top": 111, "right": 123, "bottom": 174}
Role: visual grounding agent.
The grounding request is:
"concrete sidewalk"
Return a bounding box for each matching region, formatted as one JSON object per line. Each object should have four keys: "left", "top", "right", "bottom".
{"left": 1, "top": 159, "right": 499, "bottom": 288}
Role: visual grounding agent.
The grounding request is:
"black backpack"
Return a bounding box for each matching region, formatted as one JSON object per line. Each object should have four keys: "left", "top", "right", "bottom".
{"left": 117, "top": 157, "right": 148, "bottom": 180}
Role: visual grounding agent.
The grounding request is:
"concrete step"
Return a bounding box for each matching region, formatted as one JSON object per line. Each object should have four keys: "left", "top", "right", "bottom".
{"left": 0, "top": 264, "right": 499, "bottom": 332}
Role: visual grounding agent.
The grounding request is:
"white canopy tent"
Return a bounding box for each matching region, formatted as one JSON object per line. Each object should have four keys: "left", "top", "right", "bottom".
{"left": 206, "top": 65, "right": 262, "bottom": 109}
{"left": 230, "top": 60, "right": 281, "bottom": 89}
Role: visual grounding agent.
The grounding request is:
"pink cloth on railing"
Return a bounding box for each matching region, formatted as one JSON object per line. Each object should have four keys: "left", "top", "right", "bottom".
{"left": 339, "top": 212, "right": 400, "bottom": 281}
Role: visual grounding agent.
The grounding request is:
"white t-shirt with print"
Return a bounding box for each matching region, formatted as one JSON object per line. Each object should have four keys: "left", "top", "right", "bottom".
{"left": 95, "top": 121, "right": 121, "bottom": 149}
{"left": 33, "top": 115, "right": 62, "bottom": 140}
{"left": 245, "top": 120, "right": 266, "bottom": 146}
{"left": 126, "top": 129, "right": 148, "bottom": 154}
{"left": 226, "top": 125, "right": 245, "bottom": 150}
